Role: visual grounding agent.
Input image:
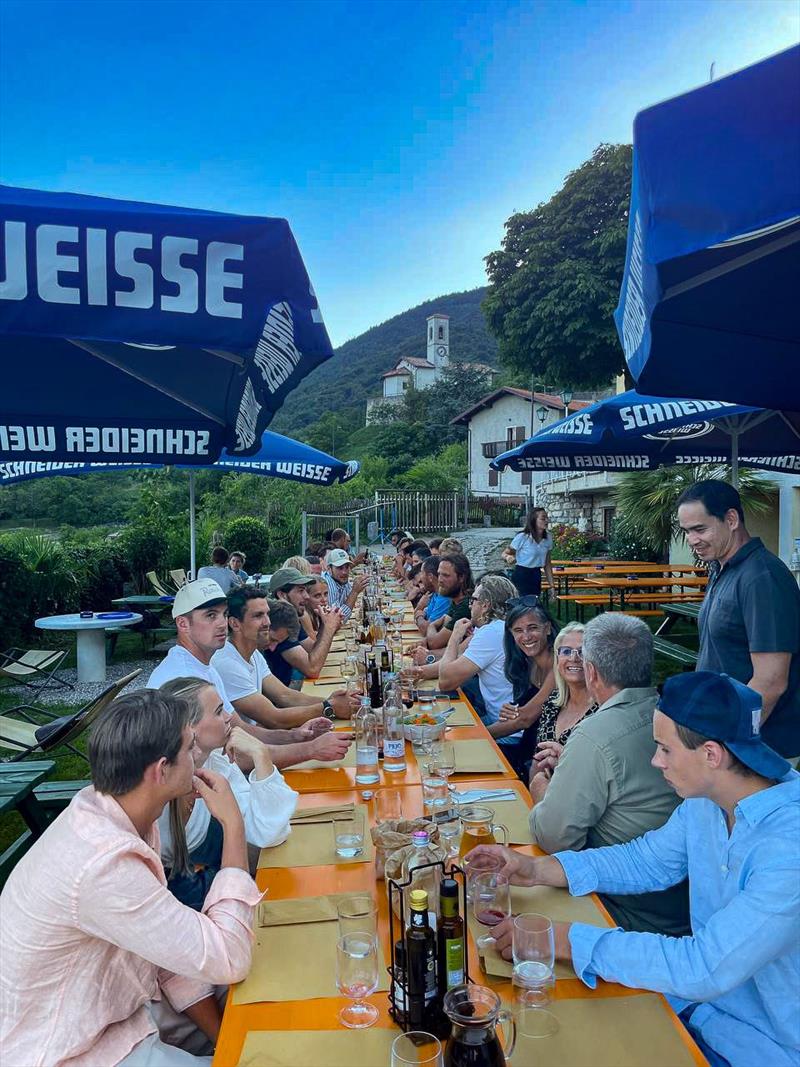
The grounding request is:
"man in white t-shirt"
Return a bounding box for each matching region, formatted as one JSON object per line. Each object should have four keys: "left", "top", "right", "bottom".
{"left": 438, "top": 575, "right": 522, "bottom": 743}
{"left": 148, "top": 580, "right": 351, "bottom": 769}
{"left": 213, "top": 587, "right": 355, "bottom": 729}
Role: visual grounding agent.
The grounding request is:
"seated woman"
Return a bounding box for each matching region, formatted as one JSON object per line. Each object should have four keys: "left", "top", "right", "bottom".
{"left": 515, "top": 622, "right": 599, "bottom": 785}
{"left": 303, "top": 574, "right": 329, "bottom": 638}
{"left": 489, "top": 598, "right": 557, "bottom": 774}
{"left": 158, "top": 677, "right": 298, "bottom": 909}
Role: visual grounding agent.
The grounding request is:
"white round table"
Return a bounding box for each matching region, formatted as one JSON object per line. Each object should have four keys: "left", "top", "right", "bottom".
{"left": 35, "top": 613, "right": 143, "bottom": 683}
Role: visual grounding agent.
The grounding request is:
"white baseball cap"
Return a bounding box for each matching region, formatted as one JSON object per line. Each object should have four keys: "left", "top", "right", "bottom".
{"left": 172, "top": 579, "right": 228, "bottom": 619}
{"left": 327, "top": 548, "right": 352, "bottom": 567}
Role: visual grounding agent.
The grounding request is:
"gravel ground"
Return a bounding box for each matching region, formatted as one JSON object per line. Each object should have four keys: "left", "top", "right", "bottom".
{"left": 449, "top": 526, "right": 518, "bottom": 579}
{"left": 4, "top": 657, "right": 156, "bottom": 708}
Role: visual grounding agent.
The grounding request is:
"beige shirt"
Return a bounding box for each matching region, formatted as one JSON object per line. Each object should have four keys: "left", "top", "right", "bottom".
{"left": 0, "top": 786, "right": 262, "bottom": 1067}
{"left": 529, "top": 687, "right": 688, "bottom": 935}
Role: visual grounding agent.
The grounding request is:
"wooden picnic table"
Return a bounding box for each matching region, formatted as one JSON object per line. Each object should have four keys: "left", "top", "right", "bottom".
{"left": 584, "top": 575, "right": 708, "bottom": 612}
{"left": 0, "top": 759, "right": 55, "bottom": 834}
{"left": 656, "top": 602, "right": 702, "bottom": 637}
{"left": 551, "top": 563, "right": 704, "bottom": 597}
{"left": 212, "top": 594, "right": 706, "bottom": 1067}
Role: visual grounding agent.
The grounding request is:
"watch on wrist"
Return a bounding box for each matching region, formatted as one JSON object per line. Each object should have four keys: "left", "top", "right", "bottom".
{"left": 322, "top": 698, "right": 336, "bottom": 720}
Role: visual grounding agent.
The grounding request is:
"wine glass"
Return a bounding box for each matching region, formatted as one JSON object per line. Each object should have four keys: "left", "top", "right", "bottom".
{"left": 342, "top": 655, "right": 357, "bottom": 681}
{"left": 512, "top": 913, "right": 558, "bottom": 1037}
{"left": 430, "top": 741, "right": 456, "bottom": 792}
{"left": 336, "top": 933, "right": 380, "bottom": 1028}
{"left": 472, "top": 871, "right": 511, "bottom": 951}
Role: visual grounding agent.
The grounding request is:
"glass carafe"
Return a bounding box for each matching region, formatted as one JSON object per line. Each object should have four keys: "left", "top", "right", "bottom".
{"left": 457, "top": 806, "right": 508, "bottom": 859}
{"left": 443, "top": 985, "right": 516, "bottom": 1067}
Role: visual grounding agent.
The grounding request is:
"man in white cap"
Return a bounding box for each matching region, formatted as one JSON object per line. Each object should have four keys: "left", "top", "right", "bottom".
{"left": 321, "top": 549, "right": 369, "bottom": 620}
{"left": 148, "top": 580, "right": 349, "bottom": 768}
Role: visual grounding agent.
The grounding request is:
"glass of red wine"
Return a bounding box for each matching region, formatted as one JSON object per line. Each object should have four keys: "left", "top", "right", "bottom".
{"left": 472, "top": 871, "right": 511, "bottom": 951}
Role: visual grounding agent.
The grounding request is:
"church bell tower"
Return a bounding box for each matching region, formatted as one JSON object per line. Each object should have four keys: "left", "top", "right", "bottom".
{"left": 427, "top": 313, "right": 450, "bottom": 372}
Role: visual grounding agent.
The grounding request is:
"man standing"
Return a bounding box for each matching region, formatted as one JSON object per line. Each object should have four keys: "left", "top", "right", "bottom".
{"left": 329, "top": 527, "right": 367, "bottom": 565}
{"left": 267, "top": 567, "right": 343, "bottom": 678}
{"left": 471, "top": 671, "right": 800, "bottom": 1067}
{"left": 148, "top": 580, "right": 347, "bottom": 769}
{"left": 677, "top": 479, "right": 800, "bottom": 757}
{"left": 0, "top": 689, "right": 261, "bottom": 1066}
{"left": 527, "top": 612, "right": 689, "bottom": 936}
{"left": 213, "top": 588, "right": 354, "bottom": 729}
{"left": 322, "top": 549, "right": 369, "bottom": 620}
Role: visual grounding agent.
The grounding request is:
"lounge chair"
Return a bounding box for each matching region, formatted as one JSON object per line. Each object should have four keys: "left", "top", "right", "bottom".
{"left": 146, "top": 571, "right": 173, "bottom": 597}
{"left": 0, "top": 648, "right": 74, "bottom": 695}
{"left": 0, "top": 669, "right": 141, "bottom": 763}
{"left": 169, "top": 569, "right": 188, "bottom": 590}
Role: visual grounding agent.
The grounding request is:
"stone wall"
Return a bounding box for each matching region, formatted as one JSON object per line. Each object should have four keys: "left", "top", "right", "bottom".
{"left": 536, "top": 486, "right": 615, "bottom": 534}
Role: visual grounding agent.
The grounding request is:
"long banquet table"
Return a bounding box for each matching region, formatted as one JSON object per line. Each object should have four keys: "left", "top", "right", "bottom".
{"left": 213, "top": 597, "right": 706, "bottom": 1067}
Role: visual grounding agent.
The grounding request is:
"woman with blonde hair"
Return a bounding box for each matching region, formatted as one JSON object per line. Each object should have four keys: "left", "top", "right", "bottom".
{"left": 282, "top": 555, "right": 312, "bottom": 575}
{"left": 157, "top": 677, "right": 298, "bottom": 909}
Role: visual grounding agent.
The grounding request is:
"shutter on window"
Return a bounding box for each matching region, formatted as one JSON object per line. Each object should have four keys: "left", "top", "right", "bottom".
{"left": 488, "top": 470, "right": 499, "bottom": 487}
{"left": 521, "top": 471, "right": 532, "bottom": 486}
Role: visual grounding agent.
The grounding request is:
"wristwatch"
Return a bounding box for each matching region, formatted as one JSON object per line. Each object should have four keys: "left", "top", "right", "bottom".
{"left": 322, "top": 698, "right": 336, "bottom": 721}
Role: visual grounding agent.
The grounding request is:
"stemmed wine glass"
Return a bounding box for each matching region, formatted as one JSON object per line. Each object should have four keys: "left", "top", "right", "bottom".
{"left": 512, "top": 913, "right": 558, "bottom": 1037}
{"left": 336, "top": 932, "right": 380, "bottom": 1028}
{"left": 429, "top": 741, "right": 456, "bottom": 792}
{"left": 472, "top": 871, "right": 511, "bottom": 951}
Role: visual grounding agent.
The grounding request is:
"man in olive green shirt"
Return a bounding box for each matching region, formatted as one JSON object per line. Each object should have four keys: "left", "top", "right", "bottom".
{"left": 529, "top": 613, "right": 689, "bottom": 936}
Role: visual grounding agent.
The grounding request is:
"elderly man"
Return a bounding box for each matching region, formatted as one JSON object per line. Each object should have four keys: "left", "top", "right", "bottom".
{"left": 0, "top": 689, "right": 261, "bottom": 1066}
{"left": 677, "top": 479, "right": 800, "bottom": 758}
{"left": 321, "top": 549, "right": 369, "bottom": 620}
{"left": 148, "top": 580, "right": 346, "bottom": 769}
{"left": 267, "top": 566, "right": 343, "bottom": 680}
{"left": 527, "top": 612, "right": 689, "bottom": 936}
{"left": 469, "top": 671, "right": 800, "bottom": 1067}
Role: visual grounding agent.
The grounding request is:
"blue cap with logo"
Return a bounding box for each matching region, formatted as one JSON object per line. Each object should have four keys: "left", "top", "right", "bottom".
{"left": 657, "top": 671, "right": 791, "bottom": 780}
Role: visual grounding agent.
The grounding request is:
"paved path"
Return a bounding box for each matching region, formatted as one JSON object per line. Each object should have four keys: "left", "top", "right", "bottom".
{"left": 449, "top": 526, "right": 518, "bottom": 578}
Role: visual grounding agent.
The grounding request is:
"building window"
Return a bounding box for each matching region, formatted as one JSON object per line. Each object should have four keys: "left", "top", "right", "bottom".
{"left": 402, "top": 380, "right": 408, "bottom": 390}
{"left": 521, "top": 471, "right": 532, "bottom": 486}
{"left": 488, "top": 470, "right": 499, "bottom": 488}
{"left": 515, "top": 425, "right": 526, "bottom": 444}
{"left": 429, "top": 326, "right": 433, "bottom": 341}
{"left": 438, "top": 326, "right": 444, "bottom": 339}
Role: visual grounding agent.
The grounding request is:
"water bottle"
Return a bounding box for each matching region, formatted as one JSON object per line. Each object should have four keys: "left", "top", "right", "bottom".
{"left": 383, "top": 685, "right": 407, "bottom": 773}
{"left": 401, "top": 830, "right": 441, "bottom": 928}
{"left": 355, "top": 696, "right": 380, "bottom": 785}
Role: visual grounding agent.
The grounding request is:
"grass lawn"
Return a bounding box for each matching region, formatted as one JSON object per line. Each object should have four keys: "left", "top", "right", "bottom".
{"left": 0, "top": 608, "right": 699, "bottom": 857}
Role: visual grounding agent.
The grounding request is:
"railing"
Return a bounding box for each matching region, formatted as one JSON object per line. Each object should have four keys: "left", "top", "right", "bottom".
{"left": 374, "top": 491, "right": 461, "bottom": 534}
{"left": 481, "top": 440, "right": 512, "bottom": 459}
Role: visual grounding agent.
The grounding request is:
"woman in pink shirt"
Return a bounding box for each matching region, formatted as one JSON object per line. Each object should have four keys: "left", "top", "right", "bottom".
{"left": 0, "top": 689, "right": 262, "bottom": 1067}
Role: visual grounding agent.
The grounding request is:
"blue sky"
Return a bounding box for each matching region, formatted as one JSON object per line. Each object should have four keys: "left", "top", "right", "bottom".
{"left": 1, "top": 0, "right": 797, "bottom": 347}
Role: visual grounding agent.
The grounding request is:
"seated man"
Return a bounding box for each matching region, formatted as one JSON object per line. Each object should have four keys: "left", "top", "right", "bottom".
{"left": 321, "top": 549, "right": 369, "bottom": 620}
{"left": 0, "top": 689, "right": 261, "bottom": 1066}
{"left": 526, "top": 612, "right": 689, "bottom": 936}
{"left": 413, "top": 555, "right": 452, "bottom": 633}
{"left": 213, "top": 587, "right": 354, "bottom": 728}
{"left": 268, "top": 566, "right": 343, "bottom": 679}
{"left": 329, "top": 527, "right": 367, "bottom": 565}
{"left": 470, "top": 672, "right": 800, "bottom": 1067}
{"left": 197, "top": 545, "right": 238, "bottom": 593}
{"left": 414, "top": 553, "right": 473, "bottom": 655}
{"left": 228, "top": 551, "right": 249, "bottom": 585}
{"left": 148, "top": 579, "right": 350, "bottom": 770}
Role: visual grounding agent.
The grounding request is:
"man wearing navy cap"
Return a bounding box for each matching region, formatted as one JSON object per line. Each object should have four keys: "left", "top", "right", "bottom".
{"left": 468, "top": 671, "right": 800, "bottom": 1067}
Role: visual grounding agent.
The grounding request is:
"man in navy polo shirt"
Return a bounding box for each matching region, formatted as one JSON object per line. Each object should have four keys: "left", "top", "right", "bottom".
{"left": 677, "top": 479, "right": 800, "bottom": 758}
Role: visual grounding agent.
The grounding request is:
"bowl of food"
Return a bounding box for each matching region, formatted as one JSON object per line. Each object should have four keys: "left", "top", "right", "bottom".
{"left": 402, "top": 711, "right": 447, "bottom": 747}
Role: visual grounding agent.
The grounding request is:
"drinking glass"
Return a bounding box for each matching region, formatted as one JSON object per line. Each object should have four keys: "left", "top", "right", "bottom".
{"left": 463, "top": 850, "right": 503, "bottom": 904}
{"left": 512, "top": 913, "right": 558, "bottom": 1037}
{"left": 421, "top": 774, "right": 449, "bottom": 819}
{"left": 375, "top": 787, "right": 404, "bottom": 824}
{"left": 332, "top": 809, "right": 365, "bottom": 859}
{"left": 335, "top": 933, "right": 380, "bottom": 1028}
{"left": 337, "top": 894, "right": 377, "bottom": 938}
{"left": 346, "top": 677, "right": 363, "bottom": 701}
{"left": 391, "top": 1032, "right": 443, "bottom": 1067}
{"left": 429, "top": 741, "right": 456, "bottom": 791}
{"left": 472, "top": 871, "right": 511, "bottom": 950}
{"left": 341, "top": 655, "right": 357, "bottom": 680}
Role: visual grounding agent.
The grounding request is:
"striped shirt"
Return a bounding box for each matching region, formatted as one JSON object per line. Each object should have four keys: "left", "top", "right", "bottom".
{"left": 322, "top": 570, "right": 353, "bottom": 619}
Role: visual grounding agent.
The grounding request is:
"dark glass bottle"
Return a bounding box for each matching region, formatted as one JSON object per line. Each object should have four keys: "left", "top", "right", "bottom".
{"left": 437, "top": 878, "right": 465, "bottom": 996}
{"left": 406, "top": 888, "right": 437, "bottom": 1030}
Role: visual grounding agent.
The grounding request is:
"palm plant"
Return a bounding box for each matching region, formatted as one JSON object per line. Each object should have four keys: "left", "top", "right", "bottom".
{"left": 612, "top": 466, "right": 776, "bottom": 562}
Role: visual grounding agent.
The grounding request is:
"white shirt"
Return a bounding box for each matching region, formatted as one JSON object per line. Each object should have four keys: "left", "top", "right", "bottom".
{"left": 462, "top": 619, "right": 520, "bottom": 739}
{"left": 147, "top": 645, "right": 235, "bottom": 713}
{"left": 212, "top": 641, "right": 271, "bottom": 702}
{"left": 157, "top": 748, "right": 298, "bottom": 864}
{"left": 510, "top": 531, "right": 553, "bottom": 569}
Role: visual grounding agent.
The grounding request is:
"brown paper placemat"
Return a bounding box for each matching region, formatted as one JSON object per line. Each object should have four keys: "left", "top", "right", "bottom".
{"left": 237, "top": 1028, "right": 396, "bottom": 1066}
{"left": 481, "top": 793, "right": 533, "bottom": 845}
{"left": 470, "top": 884, "right": 607, "bottom": 979}
{"left": 304, "top": 680, "right": 346, "bottom": 696}
{"left": 445, "top": 703, "right": 475, "bottom": 726}
{"left": 233, "top": 919, "right": 389, "bottom": 1004}
{"left": 257, "top": 896, "right": 340, "bottom": 926}
{"left": 503, "top": 993, "right": 697, "bottom": 1067}
{"left": 258, "top": 803, "right": 372, "bottom": 868}
{"left": 290, "top": 802, "right": 355, "bottom": 824}
{"left": 453, "top": 738, "right": 507, "bottom": 773}
{"left": 289, "top": 744, "right": 357, "bottom": 771}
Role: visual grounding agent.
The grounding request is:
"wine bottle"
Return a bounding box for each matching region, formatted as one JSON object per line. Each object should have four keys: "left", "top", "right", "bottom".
{"left": 437, "top": 878, "right": 465, "bottom": 995}
{"left": 406, "top": 889, "right": 437, "bottom": 1030}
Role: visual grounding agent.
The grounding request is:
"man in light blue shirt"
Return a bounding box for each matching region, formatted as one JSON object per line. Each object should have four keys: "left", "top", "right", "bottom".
{"left": 467, "top": 671, "right": 800, "bottom": 1067}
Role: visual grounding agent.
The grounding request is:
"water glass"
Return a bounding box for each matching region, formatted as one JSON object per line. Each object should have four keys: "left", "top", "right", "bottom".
{"left": 512, "top": 913, "right": 558, "bottom": 1037}
{"left": 337, "top": 894, "right": 377, "bottom": 938}
{"left": 429, "top": 741, "right": 456, "bottom": 788}
{"left": 463, "top": 850, "right": 503, "bottom": 904}
{"left": 422, "top": 774, "right": 449, "bottom": 819}
{"left": 472, "top": 870, "right": 511, "bottom": 950}
{"left": 391, "top": 1032, "right": 443, "bottom": 1067}
{"left": 332, "top": 809, "right": 365, "bottom": 859}
{"left": 375, "top": 787, "right": 404, "bottom": 824}
{"left": 336, "top": 932, "right": 379, "bottom": 1028}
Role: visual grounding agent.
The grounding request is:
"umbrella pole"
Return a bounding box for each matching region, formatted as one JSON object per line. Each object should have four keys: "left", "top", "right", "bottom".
{"left": 189, "top": 472, "right": 197, "bottom": 578}
{"left": 731, "top": 429, "right": 739, "bottom": 489}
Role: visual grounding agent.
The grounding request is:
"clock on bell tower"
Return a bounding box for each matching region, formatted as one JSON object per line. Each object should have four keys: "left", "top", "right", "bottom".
{"left": 426, "top": 313, "right": 450, "bottom": 371}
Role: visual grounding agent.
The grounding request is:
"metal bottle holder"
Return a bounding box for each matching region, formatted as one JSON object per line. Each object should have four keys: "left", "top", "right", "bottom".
{"left": 387, "top": 859, "right": 471, "bottom": 1033}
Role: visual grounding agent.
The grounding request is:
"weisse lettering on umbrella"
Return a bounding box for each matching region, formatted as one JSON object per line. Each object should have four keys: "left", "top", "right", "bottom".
{"left": 217, "top": 459, "right": 334, "bottom": 482}
{"left": 619, "top": 399, "right": 735, "bottom": 431}
{"left": 0, "top": 425, "right": 211, "bottom": 457}
{"left": 547, "top": 412, "right": 594, "bottom": 436}
{"left": 0, "top": 221, "right": 244, "bottom": 319}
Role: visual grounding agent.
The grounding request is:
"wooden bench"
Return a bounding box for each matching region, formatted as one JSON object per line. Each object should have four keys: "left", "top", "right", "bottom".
{"left": 653, "top": 636, "right": 699, "bottom": 667}
{"left": 33, "top": 779, "right": 90, "bottom": 816}
{"left": 625, "top": 592, "right": 704, "bottom": 603}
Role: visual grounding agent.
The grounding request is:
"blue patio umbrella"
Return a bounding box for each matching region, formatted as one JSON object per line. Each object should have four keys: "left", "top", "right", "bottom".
{"left": 0, "top": 185, "right": 333, "bottom": 463}
{"left": 0, "top": 432, "right": 360, "bottom": 573}
{"left": 490, "top": 390, "right": 800, "bottom": 486}
{"left": 615, "top": 45, "right": 800, "bottom": 411}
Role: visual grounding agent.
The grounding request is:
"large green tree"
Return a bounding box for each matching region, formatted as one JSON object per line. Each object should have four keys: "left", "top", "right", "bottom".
{"left": 483, "top": 143, "right": 632, "bottom": 389}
